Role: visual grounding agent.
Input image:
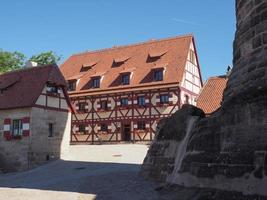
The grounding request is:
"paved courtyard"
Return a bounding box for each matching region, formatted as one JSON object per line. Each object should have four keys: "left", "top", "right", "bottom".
{"left": 0, "top": 144, "right": 161, "bottom": 200}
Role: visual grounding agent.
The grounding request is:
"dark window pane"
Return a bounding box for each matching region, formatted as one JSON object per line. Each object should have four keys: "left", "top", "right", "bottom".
{"left": 138, "top": 96, "right": 146, "bottom": 106}
{"left": 47, "top": 84, "right": 58, "bottom": 93}
{"left": 121, "top": 98, "right": 128, "bottom": 106}
{"left": 160, "top": 95, "right": 169, "bottom": 104}
{"left": 12, "top": 119, "right": 22, "bottom": 136}
{"left": 79, "top": 124, "right": 86, "bottom": 133}
{"left": 185, "top": 95, "right": 189, "bottom": 104}
{"left": 154, "top": 70, "right": 163, "bottom": 81}
{"left": 92, "top": 78, "right": 100, "bottom": 88}
{"left": 137, "top": 121, "right": 146, "bottom": 130}
{"left": 101, "top": 101, "right": 108, "bottom": 110}
{"left": 79, "top": 102, "right": 86, "bottom": 111}
{"left": 68, "top": 81, "right": 76, "bottom": 91}
{"left": 122, "top": 74, "right": 130, "bottom": 85}
{"left": 48, "top": 123, "right": 53, "bottom": 137}
{"left": 100, "top": 123, "right": 108, "bottom": 131}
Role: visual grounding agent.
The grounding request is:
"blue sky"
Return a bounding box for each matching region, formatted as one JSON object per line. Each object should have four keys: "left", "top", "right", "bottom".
{"left": 0, "top": 0, "right": 235, "bottom": 81}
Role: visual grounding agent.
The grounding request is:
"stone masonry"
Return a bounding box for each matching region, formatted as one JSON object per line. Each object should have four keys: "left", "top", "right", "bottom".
{"left": 142, "top": 0, "right": 267, "bottom": 197}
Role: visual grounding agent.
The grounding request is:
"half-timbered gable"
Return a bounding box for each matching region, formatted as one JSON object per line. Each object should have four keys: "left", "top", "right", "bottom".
{"left": 61, "top": 34, "right": 203, "bottom": 144}
{"left": 0, "top": 64, "right": 72, "bottom": 172}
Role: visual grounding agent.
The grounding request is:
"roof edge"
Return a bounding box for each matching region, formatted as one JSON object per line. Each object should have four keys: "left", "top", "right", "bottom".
{"left": 70, "top": 34, "right": 194, "bottom": 58}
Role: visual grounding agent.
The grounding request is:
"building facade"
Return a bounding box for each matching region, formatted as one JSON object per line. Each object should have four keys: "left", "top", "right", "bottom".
{"left": 0, "top": 64, "right": 72, "bottom": 172}
{"left": 60, "top": 35, "right": 203, "bottom": 144}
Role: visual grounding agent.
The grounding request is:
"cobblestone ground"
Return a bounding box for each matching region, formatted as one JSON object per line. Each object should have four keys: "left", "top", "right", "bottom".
{"left": 0, "top": 144, "right": 162, "bottom": 200}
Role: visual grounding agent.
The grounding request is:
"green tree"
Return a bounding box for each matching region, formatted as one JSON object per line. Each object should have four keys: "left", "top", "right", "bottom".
{"left": 30, "top": 51, "right": 61, "bottom": 66}
{"left": 0, "top": 50, "right": 26, "bottom": 73}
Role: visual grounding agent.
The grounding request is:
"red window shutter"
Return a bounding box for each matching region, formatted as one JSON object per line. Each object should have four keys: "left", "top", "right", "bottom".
{"left": 22, "top": 117, "right": 30, "bottom": 123}
{"left": 4, "top": 118, "right": 11, "bottom": 125}
{"left": 22, "top": 117, "right": 30, "bottom": 137}
{"left": 3, "top": 118, "right": 11, "bottom": 140}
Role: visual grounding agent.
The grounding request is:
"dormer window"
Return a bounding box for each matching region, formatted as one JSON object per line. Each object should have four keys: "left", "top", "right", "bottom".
{"left": 92, "top": 77, "right": 100, "bottom": 88}
{"left": 81, "top": 61, "right": 97, "bottom": 72}
{"left": 68, "top": 80, "right": 76, "bottom": 91}
{"left": 113, "top": 57, "right": 130, "bottom": 67}
{"left": 121, "top": 74, "right": 130, "bottom": 85}
{"left": 154, "top": 69, "right": 163, "bottom": 81}
{"left": 147, "top": 50, "right": 167, "bottom": 62}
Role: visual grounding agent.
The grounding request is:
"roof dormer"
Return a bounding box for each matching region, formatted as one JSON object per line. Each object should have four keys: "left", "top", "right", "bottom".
{"left": 112, "top": 57, "right": 130, "bottom": 67}
{"left": 80, "top": 61, "right": 98, "bottom": 72}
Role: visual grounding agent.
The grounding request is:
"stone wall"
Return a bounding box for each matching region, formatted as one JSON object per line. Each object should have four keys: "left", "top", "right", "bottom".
{"left": 0, "top": 108, "right": 31, "bottom": 172}
{"left": 141, "top": 105, "right": 205, "bottom": 182}
{"left": 0, "top": 107, "right": 71, "bottom": 172}
{"left": 142, "top": 0, "right": 267, "bottom": 197}
{"left": 29, "top": 107, "right": 71, "bottom": 168}
{"left": 223, "top": 0, "right": 267, "bottom": 105}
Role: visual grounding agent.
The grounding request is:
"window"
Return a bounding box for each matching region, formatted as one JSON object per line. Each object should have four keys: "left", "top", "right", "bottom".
{"left": 12, "top": 119, "right": 22, "bottom": 136}
{"left": 79, "top": 124, "right": 86, "bottom": 133}
{"left": 92, "top": 78, "right": 100, "bottom": 88}
{"left": 185, "top": 95, "right": 189, "bottom": 104}
{"left": 189, "top": 50, "right": 196, "bottom": 65}
{"left": 137, "top": 96, "right": 146, "bottom": 106}
{"left": 100, "top": 123, "right": 108, "bottom": 131}
{"left": 68, "top": 81, "right": 76, "bottom": 91}
{"left": 160, "top": 94, "right": 169, "bottom": 104}
{"left": 100, "top": 100, "right": 108, "bottom": 110}
{"left": 48, "top": 123, "right": 53, "bottom": 137}
{"left": 121, "top": 74, "right": 130, "bottom": 85}
{"left": 137, "top": 121, "right": 146, "bottom": 130}
{"left": 47, "top": 84, "right": 58, "bottom": 93}
{"left": 154, "top": 70, "right": 163, "bottom": 81}
{"left": 120, "top": 98, "right": 128, "bottom": 106}
{"left": 79, "top": 102, "right": 87, "bottom": 111}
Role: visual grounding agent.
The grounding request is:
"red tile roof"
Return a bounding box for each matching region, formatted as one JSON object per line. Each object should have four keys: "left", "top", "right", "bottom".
{"left": 196, "top": 75, "right": 228, "bottom": 114}
{"left": 60, "top": 34, "right": 198, "bottom": 96}
{"left": 0, "top": 64, "right": 67, "bottom": 110}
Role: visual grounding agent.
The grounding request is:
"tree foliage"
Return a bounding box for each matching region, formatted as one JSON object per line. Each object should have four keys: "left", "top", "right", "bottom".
{"left": 0, "top": 50, "right": 26, "bottom": 73}
{"left": 29, "top": 51, "right": 61, "bottom": 66}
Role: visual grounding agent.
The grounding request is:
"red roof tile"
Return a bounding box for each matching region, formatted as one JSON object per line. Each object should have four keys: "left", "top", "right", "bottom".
{"left": 196, "top": 76, "right": 228, "bottom": 114}
{"left": 60, "top": 34, "right": 197, "bottom": 95}
{"left": 0, "top": 64, "right": 67, "bottom": 110}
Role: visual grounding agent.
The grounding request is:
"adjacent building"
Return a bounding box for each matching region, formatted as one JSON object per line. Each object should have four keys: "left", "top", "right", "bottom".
{"left": 196, "top": 75, "right": 228, "bottom": 115}
{"left": 61, "top": 35, "right": 203, "bottom": 144}
{"left": 0, "top": 64, "right": 72, "bottom": 172}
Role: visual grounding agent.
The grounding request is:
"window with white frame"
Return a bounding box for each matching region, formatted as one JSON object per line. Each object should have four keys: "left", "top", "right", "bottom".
{"left": 12, "top": 119, "right": 22, "bottom": 136}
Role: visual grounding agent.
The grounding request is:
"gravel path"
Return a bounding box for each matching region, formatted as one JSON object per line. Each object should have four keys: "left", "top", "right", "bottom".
{"left": 0, "top": 144, "right": 161, "bottom": 200}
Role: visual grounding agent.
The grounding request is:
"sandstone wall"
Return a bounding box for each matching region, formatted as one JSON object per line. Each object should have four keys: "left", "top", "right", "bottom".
{"left": 0, "top": 107, "right": 71, "bottom": 172}
{"left": 223, "top": 0, "right": 267, "bottom": 105}
{"left": 29, "top": 107, "right": 70, "bottom": 168}
{"left": 142, "top": 0, "right": 267, "bottom": 197}
{"left": 0, "top": 108, "right": 31, "bottom": 172}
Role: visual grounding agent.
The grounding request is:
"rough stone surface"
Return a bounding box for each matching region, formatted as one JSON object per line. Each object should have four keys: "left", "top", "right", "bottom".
{"left": 0, "top": 108, "right": 71, "bottom": 172}
{"left": 141, "top": 105, "right": 205, "bottom": 182}
{"left": 141, "top": 0, "right": 267, "bottom": 196}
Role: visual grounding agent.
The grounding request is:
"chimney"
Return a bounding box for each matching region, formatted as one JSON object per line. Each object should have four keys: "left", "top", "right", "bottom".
{"left": 25, "top": 61, "right": 38, "bottom": 68}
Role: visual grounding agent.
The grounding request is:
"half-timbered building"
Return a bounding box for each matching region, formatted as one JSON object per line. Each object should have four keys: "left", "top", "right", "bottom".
{"left": 0, "top": 64, "right": 72, "bottom": 172}
{"left": 61, "top": 35, "right": 203, "bottom": 144}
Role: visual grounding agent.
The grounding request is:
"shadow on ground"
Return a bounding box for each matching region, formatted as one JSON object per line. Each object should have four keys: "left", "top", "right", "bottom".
{"left": 0, "top": 160, "right": 160, "bottom": 200}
